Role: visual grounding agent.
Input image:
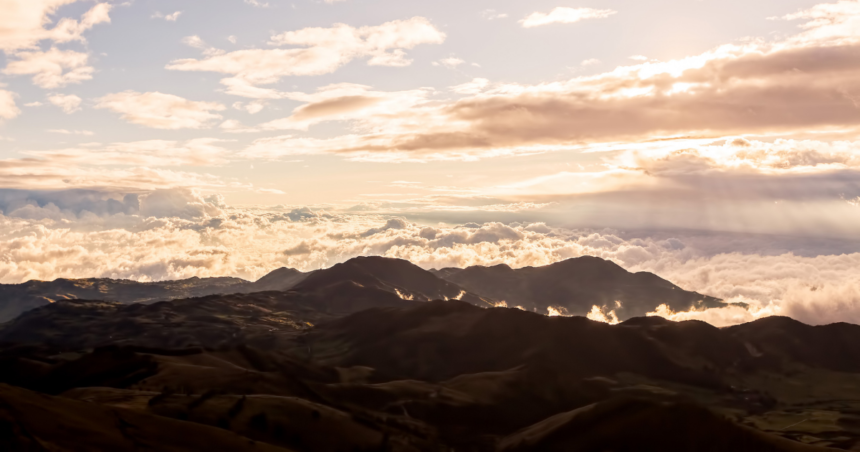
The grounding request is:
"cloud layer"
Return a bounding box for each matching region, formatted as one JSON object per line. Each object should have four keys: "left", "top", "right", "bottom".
{"left": 0, "top": 189, "right": 854, "bottom": 327}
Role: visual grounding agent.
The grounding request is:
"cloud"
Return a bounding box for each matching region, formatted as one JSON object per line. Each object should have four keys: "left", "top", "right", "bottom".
{"left": 520, "top": 7, "right": 617, "bottom": 28}
{"left": 47, "top": 129, "right": 92, "bottom": 135}
{"left": 0, "top": 90, "right": 20, "bottom": 121}
{"left": 451, "top": 78, "right": 490, "bottom": 94}
{"left": 232, "top": 100, "right": 266, "bottom": 114}
{"left": 26, "top": 138, "right": 232, "bottom": 167}
{"left": 95, "top": 91, "right": 226, "bottom": 129}
{"left": 254, "top": 83, "right": 431, "bottom": 133}
{"left": 0, "top": 2, "right": 110, "bottom": 88}
{"left": 433, "top": 57, "right": 465, "bottom": 68}
{"left": 152, "top": 11, "right": 182, "bottom": 21}
{"left": 581, "top": 58, "right": 601, "bottom": 66}
{"left": 139, "top": 188, "right": 223, "bottom": 219}
{"left": 3, "top": 48, "right": 93, "bottom": 89}
{"left": 166, "top": 17, "right": 445, "bottom": 98}
{"left": 0, "top": 188, "right": 140, "bottom": 218}
{"left": 481, "top": 10, "right": 508, "bottom": 20}
{"left": 254, "top": 2, "right": 860, "bottom": 161}
{"left": 0, "top": 1, "right": 112, "bottom": 52}
{"left": 47, "top": 93, "right": 81, "bottom": 113}
{"left": 0, "top": 143, "right": 238, "bottom": 192}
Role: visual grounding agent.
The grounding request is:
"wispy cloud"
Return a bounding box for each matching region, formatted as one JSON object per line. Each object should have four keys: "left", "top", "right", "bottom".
{"left": 166, "top": 18, "right": 445, "bottom": 98}
{"left": 520, "top": 7, "right": 617, "bottom": 28}
{"left": 96, "top": 91, "right": 226, "bottom": 129}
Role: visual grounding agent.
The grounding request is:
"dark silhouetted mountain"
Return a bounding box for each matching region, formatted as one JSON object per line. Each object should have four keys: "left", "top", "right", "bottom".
{"left": 293, "top": 256, "right": 491, "bottom": 306}
{"left": 0, "top": 267, "right": 310, "bottom": 323}
{"left": 248, "top": 267, "right": 311, "bottom": 292}
{"left": 431, "top": 256, "right": 726, "bottom": 318}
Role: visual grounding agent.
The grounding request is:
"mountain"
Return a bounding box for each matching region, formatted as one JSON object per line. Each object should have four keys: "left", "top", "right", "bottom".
{"left": 249, "top": 267, "right": 310, "bottom": 292}
{"left": 293, "top": 256, "right": 491, "bottom": 306}
{"left": 0, "top": 267, "right": 310, "bottom": 323}
{"left": 431, "top": 256, "right": 726, "bottom": 317}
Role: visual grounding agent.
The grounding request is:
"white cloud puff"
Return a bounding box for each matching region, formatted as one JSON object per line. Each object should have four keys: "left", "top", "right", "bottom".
{"left": 47, "top": 93, "right": 81, "bottom": 113}
{"left": 95, "top": 91, "right": 226, "bottom": 129}
{"left": 0, "top": 90, "right": 20, "bottom": 121}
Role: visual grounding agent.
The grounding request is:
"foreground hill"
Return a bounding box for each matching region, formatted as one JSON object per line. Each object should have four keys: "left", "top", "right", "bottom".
{"left": 0, "top": 383, "right": 294, "bottom": 452}
{"left": 0, "top": 282, "right": 416, "bottom": 350}
{"left": 432, "top": 256, "right": 726, "bottom": 317}
{"left": 1, "top": 296, "right": 858, "bottom": 450}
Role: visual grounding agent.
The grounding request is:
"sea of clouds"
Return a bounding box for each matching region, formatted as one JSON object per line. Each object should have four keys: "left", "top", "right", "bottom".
{"left": 1, "top": 187, "right": 858, "bottom": 327}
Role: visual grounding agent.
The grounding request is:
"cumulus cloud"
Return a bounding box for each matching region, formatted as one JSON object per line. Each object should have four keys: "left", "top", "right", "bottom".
{"left": 95, "top": 91, "right": 226, "bottom": 129}
{"left": 520, "top": 7, "right": 617, "bottom": 28}
{"left": 3, "top": 48, "right": 93, "bottom": 89}
{"left": 47, "top": 93, "right": 81, "bottom": 113}
{"left": 165, "top": 17, "right": 445, "bottom": 98}
{"left": 0, "top": 2, "right": 110, "bottom": 88}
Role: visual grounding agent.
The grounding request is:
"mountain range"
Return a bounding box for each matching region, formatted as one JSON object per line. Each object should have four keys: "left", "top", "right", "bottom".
{"left": 0, "top": 255, "right": 721, "bottom": 322}
{"left": 0, "top": 255, "right": 854, "bottom": 451}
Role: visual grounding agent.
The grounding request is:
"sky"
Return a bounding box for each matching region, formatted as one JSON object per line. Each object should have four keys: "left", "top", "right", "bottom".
{"left": 1, "top": 0, "right": 860, "bottom": 325}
